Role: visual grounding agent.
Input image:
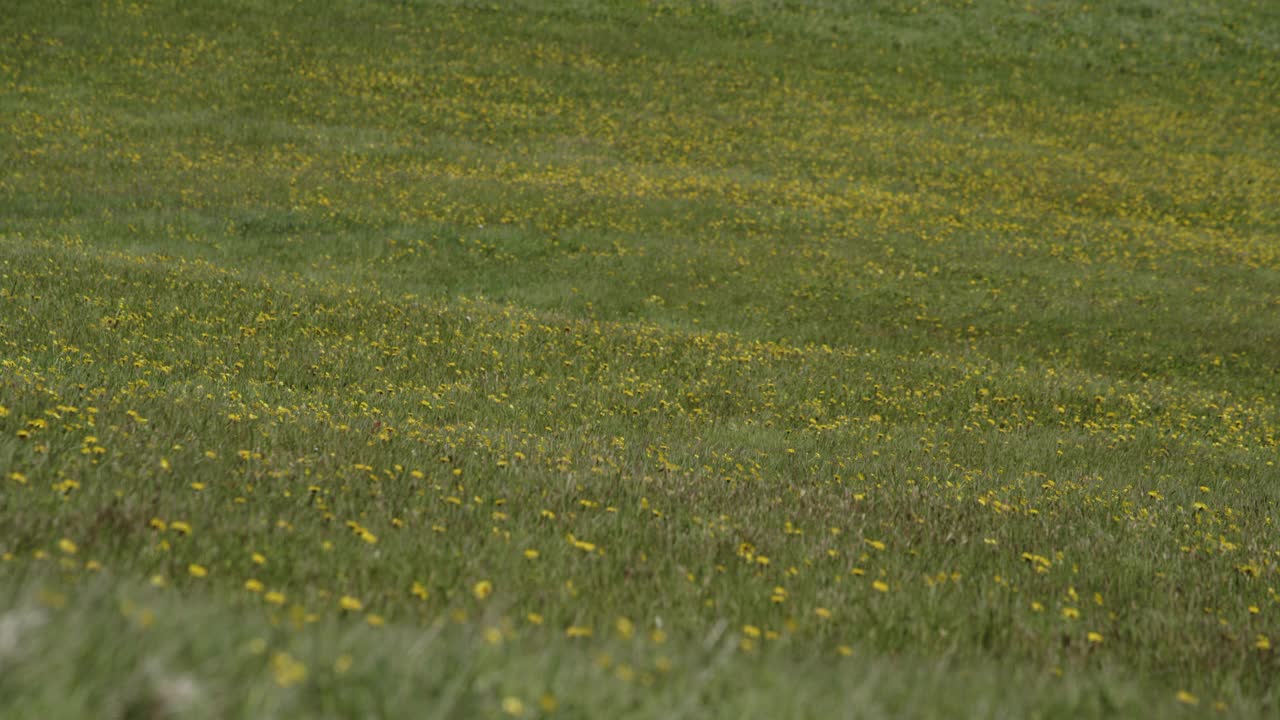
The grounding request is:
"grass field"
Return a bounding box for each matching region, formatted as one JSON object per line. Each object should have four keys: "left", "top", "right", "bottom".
{"left": 2, "top": 0, "right": 1279, "bottom": 717}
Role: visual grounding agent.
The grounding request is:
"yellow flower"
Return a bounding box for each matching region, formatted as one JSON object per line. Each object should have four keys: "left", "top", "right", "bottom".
{"left": 339, "top": 595, "right": 363, "bottom": 612}
{"left": 270, "top": 652, "right": 307, "bottom": 688}
{"left": 872, "top": 580, "right": 889, "bottom": 593}
{"left": 366, "top": 614, "right": 385, "bottom": 627}
{"left": 244, "top": 579, "right": 264, "bottom": 592}
{"left": 565, "top": 625, "right": 592, "bottom": 638}
{"left": 1257, "top": 634, "right": 1272, "bottom": 651}
{"left": 815, "top": 607, "right": 832, "bottom": 619}
{"left": 188, "top": 564, "right": 208, "bottom": 578}
{"left": 501, "top": 697, "right": 524, "bottom": 716}
{"left": 1061, "top": 607, "right": 1080, "bottom": 620}
{"left": 472, "top": 580, "right": 493, "bottom": 601}
{"left": 411, "top": 581, "right": 429, "bottom": 600}
{"left": 265, "top": 591, "right": 286, "bottom": 605}
{"left": 1087, "top": 631, "right": 1103, "bottom": 644}
{"left": 1175, "top": 690, "right": 1198, "bottom": 706}
{"left": 58, "top": 538, "right": 77, "bottom": 555}
{"left": 837, "top": 645, "right": 853, "bottom": 656}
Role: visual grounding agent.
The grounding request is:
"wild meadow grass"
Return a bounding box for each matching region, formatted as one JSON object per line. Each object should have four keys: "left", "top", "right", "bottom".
{"left": 2, "top": 0, "right": 1278, "bottom": 717}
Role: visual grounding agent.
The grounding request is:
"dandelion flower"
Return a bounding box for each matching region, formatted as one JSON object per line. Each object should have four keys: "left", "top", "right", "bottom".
{"left": 270, "top": 652, "right": 307, "bottom": 688}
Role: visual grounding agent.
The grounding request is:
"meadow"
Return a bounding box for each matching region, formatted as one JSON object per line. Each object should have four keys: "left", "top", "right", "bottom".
{"left": 1, "top": 0, "right": 1278, "bottom": 717}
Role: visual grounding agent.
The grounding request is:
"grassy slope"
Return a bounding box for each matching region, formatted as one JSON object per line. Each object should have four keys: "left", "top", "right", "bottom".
{"left": 1, "top": 0, "right": 1279, "bottom": 717}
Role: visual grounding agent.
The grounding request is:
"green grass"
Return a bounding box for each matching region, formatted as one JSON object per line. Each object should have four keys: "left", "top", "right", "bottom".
{"left": 2, "top": 0, "right": 1278, "bottom": 716}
